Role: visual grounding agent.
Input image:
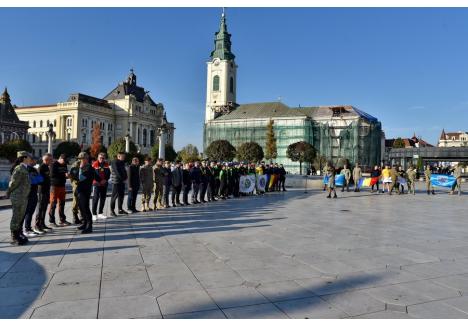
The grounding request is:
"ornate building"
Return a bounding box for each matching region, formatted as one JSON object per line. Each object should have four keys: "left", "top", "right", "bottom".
{"left": 203, "top": 12, "right": 382, "bottom": 172}
{"left": 15, "top": 70, "right": 174, "bottom": 157}
{"left": 438, "top": 129, "right": 468, "bottom": 147}
{"left": 0, "top": 88, "right": 29, "bottom": 144}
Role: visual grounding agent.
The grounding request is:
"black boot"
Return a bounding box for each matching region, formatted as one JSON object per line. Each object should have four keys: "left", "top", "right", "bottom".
{"left": 77, "top": 221, "right": 87, "bottom": 231}
{"left": 11, "top": 231, "right": 26, "bottom": 246}
{"left": 73, "top": 213, "right": 82, "bottom": 225}
{"left": 18, "top": 231, "right": 29, "bottom": 243}
{"left": 81, "top": 223, "right": 93, "bottom": 234}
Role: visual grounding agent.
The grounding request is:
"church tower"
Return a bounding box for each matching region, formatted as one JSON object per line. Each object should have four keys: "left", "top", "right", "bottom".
{"left": 205, "top": 10, "right": 237, "bottom": 123}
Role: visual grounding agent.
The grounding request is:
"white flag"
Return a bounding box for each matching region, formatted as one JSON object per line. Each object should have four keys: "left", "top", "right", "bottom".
{"left": 256, "top": 175, "right": 267, "bottom": 191}
{"left": 239, "top": 175, "right": 255, "bottom": 193}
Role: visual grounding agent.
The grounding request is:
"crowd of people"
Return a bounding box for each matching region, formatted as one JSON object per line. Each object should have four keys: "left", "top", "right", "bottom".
{"left": 323, "top": 162, "right": 463, "bottom": 198}
{"left": 5, "top": 150, "right": 287, "bottom": 246}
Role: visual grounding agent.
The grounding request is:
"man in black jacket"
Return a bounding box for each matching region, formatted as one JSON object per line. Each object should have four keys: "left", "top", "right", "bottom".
{"left": 34, "top": 153, "right": 52, "bottom": 233}
{"left": 49, "top": 154, "right": 70, "bottom": 227}
{"left": 162, "top": 161, "right": 172, "bottom": 208}
{"left": 127, "top": 157, "right": 140, "bottom": 213}
{"left": 171, "top": 161, "right": 183, "bottom": 207}
{"left": 110, "top": 152, "right": 128, "bottom": 216}
{"left": 182, "top": 163, "right": 192, "bottom": 206}
{"left": 199, "top": 161, "right": 208, "bottom": 203}
{"left": 190, "top": 162, "right": 201, "bottom": 204}
{"left": 70, "top": 152, "right": 95, "bottom": 234}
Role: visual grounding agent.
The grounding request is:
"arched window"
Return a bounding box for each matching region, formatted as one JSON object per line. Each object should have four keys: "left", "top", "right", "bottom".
{"left": 54, "top": 119, "right": 57, "bottom": 127}
{"left": 33, "top": 121, "right": 36, "bottom": 128}
{"left": 229, "top": 77, "right": 234, "bottom": 93}
{"left": 137, "top": 128, "right": 141, "bottom": 144}
{"left": 40, "top": 120, "right": 43, "bottom": 128}
{"left": 213, "top": 75, "right": 220, "bottom": 91}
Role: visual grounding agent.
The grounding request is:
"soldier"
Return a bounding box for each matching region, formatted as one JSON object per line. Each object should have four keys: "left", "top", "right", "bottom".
{"left": 127, "top": 157, "right": 141, "bottom": 213}
{"left": 219, "top": 164, "right": 228, "bottom": 199}
{"left": 91, "top": 152, "right": 111, "bottom": 220}
{"left": 424, "top": 165, "right": 435, "bottom": 195}
{"left": 34, "top": 153, "right": 52, "bottom": 233}
{"left": 340, "top": 164, "right": 351, "bottom": 192}
{"left": 171, "top": 160, "right": 183, "bottom": 206}
{"left": 110, "top": 152, "right": 128, "bottom": 216}
{"left": 389, "top": 165, "right": 399, "bottom": 195}
{"left": 49, "top": 154, "right": 70, "bottom": 227}
{"left": 7, "top": 151, "right": 33, "bottom": 245}
{"left": 69, "top": 159, "right": 82, "bottom": 225}
{"left": 153, "top": 159, "right": 164, "bottom": 209}
{"left": 162, "top": 161, "right": 172, "bottom": 208}
{"left": 139, "top": 156, "right": 154, "bottom": 212}
{"left": 450, "top": 164, "right": 462, "bottom": 196}
{"left": 406, "top": 165, "right": 417, "bottom": 195}
{"left": 23, "top": 157, "right": 42, "bottom": 237}
{"left": 70, "top": 152, "right": 95, "bottom": 234}
{"left": 353, "top": 163, "right": 362, "bottom": 192}
{"left": 326, "top": 163, "right": 337, "bottom": 199}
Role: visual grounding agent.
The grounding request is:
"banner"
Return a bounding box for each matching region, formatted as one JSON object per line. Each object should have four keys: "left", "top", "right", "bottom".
{"left": 358, "top": 177, "right": 379, "bottom": 188}
{"left": 322, "top": 175, "right": 329, "bottom": 185}
{"left": 256, "top": 175, "right": 267, "bottom": 191}
{"left": 431, "top": 174, "right": 456, "bottom": 188}
{"left": 335, "top": 174, "right": 345, "bottom": 187}
{"left": 269, "top": 174, "right": 277, "bottom": 189}
{"left": 239, "top": 175, "right": 256, "bottom": 193}
{"left": 398, "top": 177, "right": 407, "bottom": 185}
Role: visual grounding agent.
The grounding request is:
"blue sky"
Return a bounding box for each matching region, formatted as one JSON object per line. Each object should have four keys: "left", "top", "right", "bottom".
{"left": 1, "top": 7, "right": 467, "bottom": 150}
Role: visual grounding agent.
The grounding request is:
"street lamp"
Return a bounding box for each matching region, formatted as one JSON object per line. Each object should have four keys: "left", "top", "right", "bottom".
{"left": 125, "top": 132, "right": 131, "bottom": 153}
{"left": 157, "top": 124, "right": 168, "bottom": 160}
{"left": 46, "top": 124, "right": 56, "bottom": 154}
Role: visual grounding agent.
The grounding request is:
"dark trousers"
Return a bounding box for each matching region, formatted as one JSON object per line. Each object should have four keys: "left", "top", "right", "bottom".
{"left": 162, "top": 185, "right": 171, "bottom": 207}
{"left": 171, "top": 184, "right": 182, "bottom": 205}
{"left": 279, "top": 176, "right": 286, "bottom": 191}
{"left": 92, "top": 185, "right": 108, "bottom": 215}
{"left": 183, "top": 185, "right": 191, "bottom": 204}
{"left": 192, "top": 183, "right": 200, "bottom": 203}
{"left": 35, "top": 189, "right": 50, "bottom": 228}
{"left": 110, "top": 183, "right": 125, "bottom": 212}
{"left": 214, "top": 179, "right": 220, "bottom": 197}
{"left": 207, "top": 180, "right": 216, "bottom": 201}
{"left": 127, "top": 185, "right": 140, "bottom": 211}
{"left": 371, "top": 182, "right": 380, "bottom": 191}
{"left": 219, "top": 181, "right": 227, "bottom": 198}
{"left": 199, "top": 182, "right": 207, "bottom": 202}
{"left": 78, "top": 192, "right": 92, "bottom": 229}
{"left": 24, "top": 192, "right": 38, "bottom": 230}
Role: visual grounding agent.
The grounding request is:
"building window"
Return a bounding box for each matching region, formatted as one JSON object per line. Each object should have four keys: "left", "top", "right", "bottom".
{"left": 230, "top": 77, "right": 234, "bottom": 93}
{"left": 137, "top": 128, "right": 141, "bottom": 144}
{"left": 39, "top": 134, "right": 42, "bottom": 143}
{"left": 54, "top": 119, "right": 57, "bottom": 127}
{"left": 213, "top": 75, "right": 220, "bottom": 91}
{"left": 39, "top": 149, "right": 42, "bottom": 157}
{"left": 143, "top": 129, "right": 147, "bottom": 147}
{"left": 67, "top": 132, "right": 71, "bottom": 141}
{"left": 108, "top": 137, "right": 112, "bottom": 146}
{"left": 46, "top": 120, "right": 50, "bottom": 127}
{"left": 82, "top": 133, "right": 87, "bottom": 144}
{"left": 33, "top": 121, "right": 36, "bottom": 128}
{"left": 150, "top": 130, "right": 155, "bottom": 147}
{"left": 40, "top": 120, "right": 43, "bottom": 128}
{"left": 66, "top": 117, "right": 72, "bottom": 128}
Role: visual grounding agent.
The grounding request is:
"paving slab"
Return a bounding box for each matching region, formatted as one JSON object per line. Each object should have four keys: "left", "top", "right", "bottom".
{"left": 157, "top": 289, "right": 218, "bottom": 316}
{"left": 31, "top": 298, "right": 99, "bottom": 318}
{"left": 98, "top": 295, "right": 162, "bottom": 318}
{"left": 222, "top": 302, "right": 289, "bottom": 319}
{"left": 206, "top": 285, "right": 268, "bottom": 309}
{"left": 274, "top": 297, "right": 349, "bottom": 318}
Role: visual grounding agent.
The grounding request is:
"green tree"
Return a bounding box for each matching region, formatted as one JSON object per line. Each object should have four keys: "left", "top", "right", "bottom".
{"left": 0, "top": 139, "right": 33, "bottom": 162}
{"left": 107, "top": 138, "right": 138, "bottom": 163}
{"left": 264, "top": 119, "right": 277, "bottom": 163}
{"left": 286, "top": 141, "right": 317, "bottom": 175}
{"left": 205, "top": 140, "right": 236, "bottom": 162}
{"left": 393, "top": 138, "right": 406, "bottom": 148}
{"left": 150, "top": 143, "right": 177, "bottom": 162}
{"left": 177, "top": 144, "right": 200, "bottom": 163}
{"left": 237, "top": 142, "right": 264, "bottom": 163}
{"left": 53, "top": 141, "right": 81, "bottom": 159}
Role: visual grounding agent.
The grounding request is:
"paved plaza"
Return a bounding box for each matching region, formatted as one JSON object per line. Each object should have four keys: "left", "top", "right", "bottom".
{"left": 0, "top": 185, "right": 467, "bottom": 319}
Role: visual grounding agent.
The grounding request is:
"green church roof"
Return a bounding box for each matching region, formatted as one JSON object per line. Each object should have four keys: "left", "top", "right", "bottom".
{"left": 210, "top": 12, "right": 235, "bottom": 61}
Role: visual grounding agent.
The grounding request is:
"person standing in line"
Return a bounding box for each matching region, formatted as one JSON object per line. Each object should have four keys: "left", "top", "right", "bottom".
{"left": 218, "top": 164, "right": 228, "bottom": 199}
{"left": 326, "top": 164, "right": 337, "bottom": 199}
{"left": 207, "top": 161, "right": 217, "bottom": 201}
{"left": 278, "top": 164, "right": 287, "bottom": 191}
{"left": 171, "top": 160, "right": 183, "bottom": 207}
{"left": 110, "top": 152, "right": 128, "bottom": 216}
{"left": 389, "top": 165, "right": 399, "bottom": 195}
{"left": 406, "top": 165, "right": 417, "bottom": 195}
{"left": 34, "top": 153, "right": 52, "bottom": 233}
{"left": 353, "top": 163, "right": 362, "bottom": 192}
{"left": 7, "top": 151, "right": 33, "bottom": 245}
{"left": 381, "top": 164, "right": 392, "bottom": 193}
{"left": 370, "top": 165, "right": 381, "bottom": 193}
{"left": 450, "top": 164, "right": 463, "bottom": 196}
{"left": 71, "top": 152, "right": 95, "bottom": 234}
{"left": 139, "top": 156, "right": 154, "bottom": 212}
{"left": 182, "top": 163, "right": 192, "bottom": 205}
{"left": 49, "top": 154, "right": 70, "bottom": 227}
{"left": 199, "top": 161, "right": 209, "bottom": 203}
{"left": 190, "top": 161, "right": 201, "bottom": 204}
{"left": 91, "top": 152, "right": 111, "bottom": 220}
{"left": 69, "top": 159, "right": 82, "bottom": 225}
{"left": 23, "top": 157, "right": 42, "bottom": 237}
{"left": 127, "top": 157, "right": 141, "bottom": 213}
{"left": 162, "top": 161, "right": 172, "bottom": 208}
{"left": 152, "top": 159, "right": 164, "bottom": 210}
{"left": 340, "top": 164, "right": 351, "bottom": 192}
{"left": 424, "top": 165, "right": 435, "bottom": 195}
{"left": 397, "top": 166, "right": 407, "bottom": 194}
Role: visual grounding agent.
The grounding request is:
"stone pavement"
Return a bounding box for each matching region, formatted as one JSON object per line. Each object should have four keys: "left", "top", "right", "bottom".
{"left": 0, "top": 186, "right": 467, "bottom": 319}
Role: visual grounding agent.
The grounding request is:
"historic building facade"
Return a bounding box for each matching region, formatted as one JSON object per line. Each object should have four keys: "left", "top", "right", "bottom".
{"left": 438, "top": 129, "right": 468, "bottom": 147}
{"left": 15, "top": 70, "right": 174, "bottom": 157}
{"left": 203, "top": 12, "right": 382, "bottom": 173}
{"left": 0, "top": 88, "right": 29, "bottom": 144}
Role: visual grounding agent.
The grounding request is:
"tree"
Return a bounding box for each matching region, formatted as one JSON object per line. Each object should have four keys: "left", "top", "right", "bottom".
{"left": 150, "top": 143, "right": 177, "bottom": 162}
{"left": 286, "top": 141, "right": 317, "bottom": 175}
{"left": 264, "top": 119, "right": 277, "bottom": 163}
{"left": 177, "top": 144, "right": 200, "bottom": 163}
{"left": 90, "top": 123, "right": 102, "bottom": 159}
{"left": 205, "top": 140, "right": 236, "bottom": 162}
{"left": 393, "top": 138, "right": 406, "bottom": 148}
{"left": 0, "top": 139, "right": 33, "bottom": 162}
{"left": 237, "top": 142, "right": 264, "bottom": 163}
{"left": 53, "top": 141, "right": 81, "bottom": 159}
{"left": 313, "top": 154, "right": 328, "bottom": 174}
{"left": 107, "top": 138, "right": 138, "bottom": 163}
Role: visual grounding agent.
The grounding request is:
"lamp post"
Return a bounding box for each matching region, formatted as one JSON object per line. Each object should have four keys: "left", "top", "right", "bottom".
{"left": 125, "top": 133, "right": 131, "bottom": 153}
{"left": 46, "top": 124, "right": 56, "bottom": 155}
{"left": 158, "top": 124, "right": 167, "bottom": 160}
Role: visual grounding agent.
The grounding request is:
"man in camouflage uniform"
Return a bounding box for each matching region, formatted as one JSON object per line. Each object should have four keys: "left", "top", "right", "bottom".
{"left": 425, "top": 165, "right": 435, "bottom": 195}
{"left": 353, "top": 163, "right": 362, "bottom": 192}
{"left": 450, "top": 164, "right": 462, "bottom": 196}
{"left": 406, "top": 165, "right": 417, "bottom": 195}
{"left": 153, "top": 159, "right": 164, "bottom": 209}
{"left": 7, "top": 151, "right": 33, "bottom": 245}
{"left": 140, "top": 156, "right": 154, "bottom": 211}
{"left": 69, "top": 159, "right": 82, "bottom": 224}
{"left": 340, "top": 164, "right": 351, "bottom": 192}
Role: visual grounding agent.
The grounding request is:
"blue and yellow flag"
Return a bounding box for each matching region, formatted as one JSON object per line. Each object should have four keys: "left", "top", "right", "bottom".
{"left": 431, "top": 174, "right": 456, "bottom": 188}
